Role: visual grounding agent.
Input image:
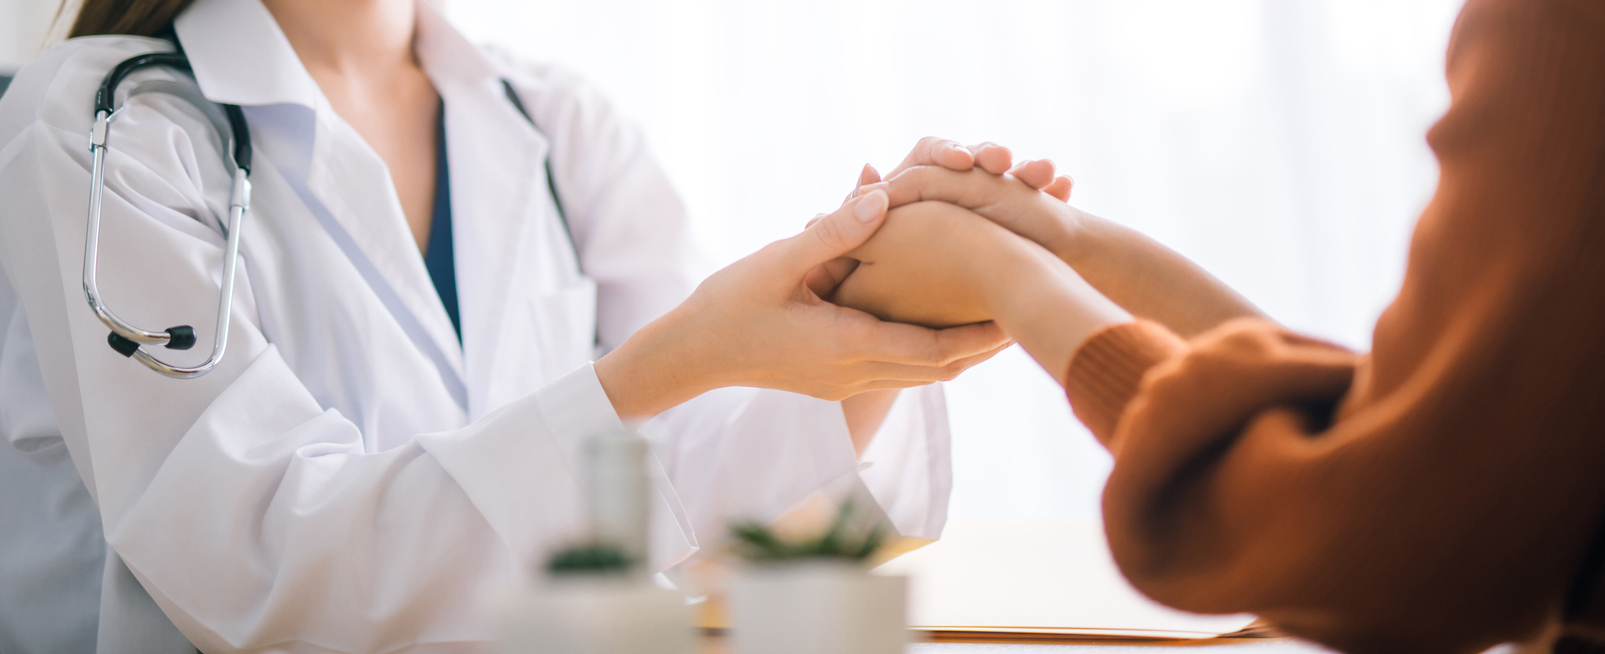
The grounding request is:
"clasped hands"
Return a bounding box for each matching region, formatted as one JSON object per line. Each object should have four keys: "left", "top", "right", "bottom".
{"left": 594, "top": 137, "right": 1136, "bottom": 420}
{"left": 817, "top": 138, "right": 1134, "bottom": 383}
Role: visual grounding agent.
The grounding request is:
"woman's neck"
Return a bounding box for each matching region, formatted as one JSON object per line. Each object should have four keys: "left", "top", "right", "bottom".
{"left": 259, "top": 0, "right": 443, "bottom": 254}
{"left": 261, "top": 0, "right": 420, "bottom": 81}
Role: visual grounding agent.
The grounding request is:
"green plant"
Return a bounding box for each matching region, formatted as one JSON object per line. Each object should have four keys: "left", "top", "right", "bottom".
{"left": 545, "top": 542, "right": 634, "bottom": 576}
{"left": 729, "top": 499, "right": 886, "bottom": 562}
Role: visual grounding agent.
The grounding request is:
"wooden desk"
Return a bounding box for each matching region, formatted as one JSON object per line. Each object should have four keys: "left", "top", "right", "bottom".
{"left": 701, "top": 636, "right": 1334, "bottom": 653}
{"left": 907, "top": 639, "right": 1333, "bottom": 653}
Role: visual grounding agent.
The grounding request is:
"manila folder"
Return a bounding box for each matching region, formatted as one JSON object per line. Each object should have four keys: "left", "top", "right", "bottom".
{"left": 873, "top": 518, "right": 1257, "bottom": 639}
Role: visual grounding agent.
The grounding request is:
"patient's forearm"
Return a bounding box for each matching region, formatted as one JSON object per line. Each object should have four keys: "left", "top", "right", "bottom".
{"left": 878, "top": 168, "right": 1263, "bottom": 338}
{"left": 1056, "top": 208, "right": 1262, "bottom": 339}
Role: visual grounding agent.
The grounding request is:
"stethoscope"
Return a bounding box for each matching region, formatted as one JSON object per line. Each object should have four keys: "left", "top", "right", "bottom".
{"left": 84, "top": 47, "right": 572, "bottom": 380}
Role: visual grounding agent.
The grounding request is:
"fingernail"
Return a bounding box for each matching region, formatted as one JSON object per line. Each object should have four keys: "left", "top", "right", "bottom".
{"left": 948, "top": 144, "right": 970, "bottom": 157}
{"left": 854, "top": 190, "right": 888, "bottom": 223}
{"left": 859, "top": 181, "right": 888, "bottom": 194}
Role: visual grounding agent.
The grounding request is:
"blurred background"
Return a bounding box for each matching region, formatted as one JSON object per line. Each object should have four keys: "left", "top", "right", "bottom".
{"left": 1, "top": 0, "right": 1463, "bottom": 521}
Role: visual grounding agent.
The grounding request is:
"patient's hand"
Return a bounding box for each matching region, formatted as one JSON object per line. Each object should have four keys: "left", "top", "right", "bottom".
{"left": 879, "top": 167, "right": 1266, "bottom": 338}
{"left": 882, "top": 166, "right": 1086, "bottom": 258}
{"left": 813, "top": 137, "right": 1072, "bottom": 311}
{"left": 834, "top": 201, "right": 1136, "bottom": 384}
{"left": 849, "top": 137, "right": 1076, "bottom": 203}
{"left": 831, "top": 201, "right": 1067, "bottom": 328}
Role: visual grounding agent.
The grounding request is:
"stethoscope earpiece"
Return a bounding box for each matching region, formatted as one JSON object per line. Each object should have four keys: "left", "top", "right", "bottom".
{"left": 107, "top": 333, "right": 139, "bottom": 358}
{"left": 106, "top": 326, "right": 197, "bottom": 358}
{"left": 165, "top": 326, "right": 197, "bottom": 350}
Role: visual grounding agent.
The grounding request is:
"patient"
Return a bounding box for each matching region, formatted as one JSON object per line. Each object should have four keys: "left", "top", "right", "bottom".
{"left": 833, "top": 0, "right": 1605, "bottom": 652}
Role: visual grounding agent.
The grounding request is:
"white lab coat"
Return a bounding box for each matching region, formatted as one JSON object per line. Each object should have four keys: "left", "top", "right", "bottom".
{"left": 0, "top": 0, "right": 953, "bottom": 651}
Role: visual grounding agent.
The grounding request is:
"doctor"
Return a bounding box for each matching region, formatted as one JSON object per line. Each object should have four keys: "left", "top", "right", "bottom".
{"left": 0, "top": 0, "right": 1029, "bottom": 651}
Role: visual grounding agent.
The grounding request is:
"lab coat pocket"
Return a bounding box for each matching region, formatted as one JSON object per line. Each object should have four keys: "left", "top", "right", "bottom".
{"left": 530, "top": 277, "right": 599, "bottom": 382}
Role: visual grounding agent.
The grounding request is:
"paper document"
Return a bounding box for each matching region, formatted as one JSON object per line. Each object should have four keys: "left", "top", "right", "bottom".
{"left": 873, "top": 518, "right": 1256, "bottom": 639}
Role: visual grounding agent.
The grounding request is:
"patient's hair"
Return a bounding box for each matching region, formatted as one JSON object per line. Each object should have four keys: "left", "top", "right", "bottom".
{"left": 64, "top": 0, "right": 195, "bottom": 38}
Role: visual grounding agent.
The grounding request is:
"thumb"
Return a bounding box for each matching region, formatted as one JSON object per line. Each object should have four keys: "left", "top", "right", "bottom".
{"left": 777, "top": 190, "right": 888, "bottom": 271}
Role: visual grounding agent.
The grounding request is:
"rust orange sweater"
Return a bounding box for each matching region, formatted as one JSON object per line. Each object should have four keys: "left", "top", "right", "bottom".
{"left": 1062, "top": 0, "right": 1605, "bottom": 652}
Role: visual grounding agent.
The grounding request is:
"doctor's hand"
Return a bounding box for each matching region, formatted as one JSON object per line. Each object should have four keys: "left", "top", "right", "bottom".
{"left": 808, "top": 137, "right": 1072, "bottom": 311}
{"left": 593, "top": 190, "right": 1012, "bottom": 419}
{"left": 829, "top": 201, "right": 1131, "bottom": 384}
{"left": 831, "top": 201, "right": 1064, "bottom": 328}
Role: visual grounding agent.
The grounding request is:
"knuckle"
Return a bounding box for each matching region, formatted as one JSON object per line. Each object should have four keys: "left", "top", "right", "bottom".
{"left": 929, "top": 330, "right": 959, "bottom": 356}
{"left": 916, "top": 136, "right": 958, "bottom": 160}
{"left": 900, "top": 165, "right": 937, "bottom": 183}
{"left": 811, "top": 216, "right": 852, "bottom": 251}
{"left": 818, "top": 380, "right": 855, "bottom": 401}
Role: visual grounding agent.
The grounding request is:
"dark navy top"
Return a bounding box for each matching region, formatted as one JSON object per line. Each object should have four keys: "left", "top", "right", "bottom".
{"left": 423, "top": 102, "right": 462, "bottom": 343}
{"left": 423, "top": 101, "right": 461, "bottom": 342}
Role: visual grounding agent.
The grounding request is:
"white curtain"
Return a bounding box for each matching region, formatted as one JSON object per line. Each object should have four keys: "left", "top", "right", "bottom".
{"left": 1, "top": 0, "right": 1466, "bottom": 521}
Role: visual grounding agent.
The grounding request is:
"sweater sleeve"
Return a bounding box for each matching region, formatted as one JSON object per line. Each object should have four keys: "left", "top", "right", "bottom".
{"left": 1062, "top": 0, "right": 1605, "bottom": 651}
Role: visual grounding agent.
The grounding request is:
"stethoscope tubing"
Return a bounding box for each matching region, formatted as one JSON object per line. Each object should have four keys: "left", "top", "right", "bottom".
{"left": 83, "top": 102, "right": 250, "bottom": 379}
{"left": 84, "top": 48, "right": 572, "bottom": 380}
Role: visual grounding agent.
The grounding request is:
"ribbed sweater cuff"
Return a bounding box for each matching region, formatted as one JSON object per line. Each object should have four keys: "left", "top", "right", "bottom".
{"left": 1065, "top": 320, "right": 1187, "bottom": 445}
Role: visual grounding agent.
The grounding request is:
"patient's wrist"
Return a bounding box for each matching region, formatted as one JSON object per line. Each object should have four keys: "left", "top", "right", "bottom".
{"left": 974, "top": 242, "right": 1072, "bottom": 319}
{"left": 983, "top": 253, "right": 1133, "bottom": 383}
{"left": 1039, "top": 205, "right": 1097, "bottom": 268}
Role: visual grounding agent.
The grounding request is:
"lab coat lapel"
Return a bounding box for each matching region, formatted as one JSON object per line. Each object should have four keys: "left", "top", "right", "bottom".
{"left": 416, "top": 8, "right": 549, "bottom": 419}
{"left": 176, "top": 0, "right": 470, "bottom": 392}
{"left": 301, "top": 109, "right": 468, "bottom": 380}
{"left": 438, "top": 91, "right": 546, "bottom": 419}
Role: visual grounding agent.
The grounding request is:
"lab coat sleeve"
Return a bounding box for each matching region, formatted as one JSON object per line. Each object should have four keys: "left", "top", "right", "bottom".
{"left": 496, "top": 56, "right": 954, "bottom": 544}
{"left": 0, "top": 44, "right": 637, "bottom": 652}
{"left": 647, "top": 384, "right": 954, "bottom": 545}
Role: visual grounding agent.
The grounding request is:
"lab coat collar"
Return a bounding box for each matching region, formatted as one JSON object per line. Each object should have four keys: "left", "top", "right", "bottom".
{"left": 414, "top": 2, "right": 502, "bottom": 92}
{"left": 174, "top": 0, "right": 477, "bottom": 406}
{"left": 172, "top": 0, "right": 321, "bottom": 109}
{"left": 177, "top": 0, "right": 551, "bottom": 417}
{"left": 174, "top": 0, "right": 501, "bottom": 109}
